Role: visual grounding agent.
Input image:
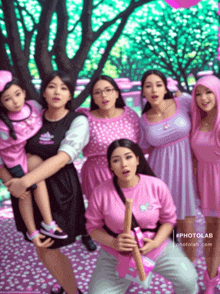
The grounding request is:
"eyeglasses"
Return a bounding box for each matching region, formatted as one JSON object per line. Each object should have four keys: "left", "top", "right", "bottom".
{"left": 93, "top": 88, "right": 116, "bottom": 96}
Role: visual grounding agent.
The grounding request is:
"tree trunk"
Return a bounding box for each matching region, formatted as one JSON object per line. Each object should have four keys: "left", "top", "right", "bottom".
{"left": 1, "top": 0, "right": 38, "bottom": 101}
{"left": 35, "top": 0, "right": 58, "bottom": 80}
{"left": 0, "top": 30, "right": 13, "bottom": 72}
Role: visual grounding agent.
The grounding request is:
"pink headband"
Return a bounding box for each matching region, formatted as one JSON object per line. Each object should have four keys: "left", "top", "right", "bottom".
{"left": 0, "top": 70, "right": 13, "bottom": 92}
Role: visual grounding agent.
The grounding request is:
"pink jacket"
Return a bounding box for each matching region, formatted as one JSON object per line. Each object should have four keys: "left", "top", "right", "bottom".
{"left": 0, "top": 100, "right": 43, "bottom": 173}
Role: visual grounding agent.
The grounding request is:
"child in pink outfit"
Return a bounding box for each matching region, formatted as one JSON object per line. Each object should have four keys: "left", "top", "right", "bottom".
{"left": 0, "top": 71, "right": 67, "bottom": 245}
{"left": 191, "top": 75, "right": 220, "bottom": 294}
{"left": 85, "top": 139, "right": 198, "bottom": 294}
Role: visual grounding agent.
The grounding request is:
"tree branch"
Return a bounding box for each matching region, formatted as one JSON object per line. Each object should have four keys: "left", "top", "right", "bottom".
{"left": 35, "top": 0, "right": 58, "bottom": 79}
{"left": 74, "top": 14, "right": 129, "bottom": 108}
{"left": 93, "top": 0, "right": 105, "bottom": 10}
{"left": 1, "top": 0, "right": 38, "bottom": 101}
{"left": 71, "top": 0, "right": 94, "bottom": 80}
{"left": 68, "top": 19, "right": 80, "bottom": 34}
{"left": 54, "top": 0, "right": 71, "bottom": 72}
{"left": 72, "top": 0, "right": 153, "bottom": 87}
{"left": 15, "top": 0, "right": 38, "bottom": 60}
{"left": 0, "top": 31, "right": 13, "bottom": 71}
{"left": 93, "top": 0, "right": 152, "bottom": 40}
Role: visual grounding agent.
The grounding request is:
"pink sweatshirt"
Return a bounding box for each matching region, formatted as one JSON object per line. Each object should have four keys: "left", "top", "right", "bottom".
{"left": 0, "top": 100, "right": 43, "bottom": 174}
{"left": 86, "top": 174, "right": 177, "bottom": 260}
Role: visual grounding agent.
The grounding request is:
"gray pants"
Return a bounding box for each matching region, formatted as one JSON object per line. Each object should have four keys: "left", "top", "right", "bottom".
{"left": 89, "top": 242, "right": 198, "bottom": 294}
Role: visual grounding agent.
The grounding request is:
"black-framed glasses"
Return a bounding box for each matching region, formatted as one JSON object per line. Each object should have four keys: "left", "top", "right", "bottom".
{"left": 93, "top": 88, "right": 116, "bottom": 96}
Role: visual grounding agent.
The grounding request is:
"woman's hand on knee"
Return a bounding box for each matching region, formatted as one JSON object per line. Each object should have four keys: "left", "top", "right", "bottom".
{"left": 16, "top": 191, "right": 30, "bottom": 200}
{"left": 32, "top": 234, "right": 54, "bottom": 248}
{"left": 111, "top": 233, "right": 137, "bottom": 252}
{"left": 5, "top": 178, "right": 28, "bottom": 197}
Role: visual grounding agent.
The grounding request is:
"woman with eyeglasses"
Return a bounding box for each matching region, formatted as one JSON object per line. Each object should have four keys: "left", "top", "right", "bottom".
{"left": 78, "top": 75, "right": 140, "bottom": 212}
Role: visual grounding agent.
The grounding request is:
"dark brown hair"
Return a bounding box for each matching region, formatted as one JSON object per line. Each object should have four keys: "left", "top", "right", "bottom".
{"left": 141, "top": 69, "right": 173, "bottom": 114}
{"left": 89, "top": 75, "right": 125, "bottom": 110}
{"left": 40, "top": 71, "right": 74, "bottom": 110}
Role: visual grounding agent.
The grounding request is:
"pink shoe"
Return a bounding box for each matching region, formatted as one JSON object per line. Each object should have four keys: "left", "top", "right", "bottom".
{"left": 203, "top": 269, "right": 220, "bottom": 294}
{"left": 40, "top": 221, "right": 68, "bottom": 239}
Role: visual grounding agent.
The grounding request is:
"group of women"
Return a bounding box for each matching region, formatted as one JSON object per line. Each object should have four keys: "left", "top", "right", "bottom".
{"left": 0, "top": 68, "right": 219, "bottom": 294}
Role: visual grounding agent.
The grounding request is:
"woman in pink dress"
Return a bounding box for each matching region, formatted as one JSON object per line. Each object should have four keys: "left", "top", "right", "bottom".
{"left": 78, "top": 75, "right": 139, "bottom": 248}
{"left": 191, "top": 75, "right": 220, "bottom": 294}
{"left": 78, "top": 75, "right": 140, "bottom": 250}
{"left": 78, "top": 76, "right": 140, "bottom": 196}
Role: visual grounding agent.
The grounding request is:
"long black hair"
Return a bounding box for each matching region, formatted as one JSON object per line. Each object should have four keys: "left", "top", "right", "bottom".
{"left": 107, "top": 139, "right": 155, "bottom": 199}
{"left": 0, "top": 77, "right": 23, "bottom": 140}
{"left": 40, "top": 70, "right": 74, "bottom": 110}
{"left": 141, "top": 69, "right": 173, "bottom": 114}
{"left": 89, "top": 75, "right": 125, "bottom": 111}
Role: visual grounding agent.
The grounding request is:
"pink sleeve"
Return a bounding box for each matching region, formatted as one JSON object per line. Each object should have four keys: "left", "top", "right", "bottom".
{"left": 132, "top": 109, "right": 140, "bottom": 142}
{"left": 26, "top": 100, "right": 43, "bottom": 117}
{"left": 139, "top": 117, "right": 151, "bottom": 150}
{"left": 158, "top": 180, "right": 177, "bottom": 226}
{"left": 177, "top": 93, "right": 192, "bottom": 113}
{"left": 76, "top": 107, "right": 89, "bottom": 116}
{"left": 85, "top": 188, "right": 105, "bottom": 235}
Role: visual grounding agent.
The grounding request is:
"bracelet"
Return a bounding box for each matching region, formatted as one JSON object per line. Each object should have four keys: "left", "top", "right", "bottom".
{"left": 27, "top": 230, "right": 39, "bottom": 240}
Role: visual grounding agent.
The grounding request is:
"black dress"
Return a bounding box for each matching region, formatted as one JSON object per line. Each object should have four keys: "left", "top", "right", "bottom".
{"left": 11, "top": 111, "right": 87, "bottom": 249}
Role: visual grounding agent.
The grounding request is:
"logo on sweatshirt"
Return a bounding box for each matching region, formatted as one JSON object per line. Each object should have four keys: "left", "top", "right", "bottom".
{"left": 139, "top": 202, "right": 153, "bottom": 212}
{"left": 0, "top": 130, "right": 9, "bottom": 140}
{"left": 39, "top": 132, "right": 54, "bottom": 145}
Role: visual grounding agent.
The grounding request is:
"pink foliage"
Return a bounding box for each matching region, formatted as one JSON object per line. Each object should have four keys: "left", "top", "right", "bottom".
{"left": 163, "top": 0, "right": 201, "bottom": 9}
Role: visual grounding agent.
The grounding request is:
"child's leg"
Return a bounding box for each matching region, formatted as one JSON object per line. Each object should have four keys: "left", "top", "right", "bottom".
{"left": 27, "top": 154, "right": 67, "bottom": 239}
{"left": 6, "top": 162, "right": 37, "bottom": 235}
{"left": 19, "top": 194, "right": 54, "bottom": 247}
{"left": 27, "top": 154, "right": 54, "bottom": 225}
{"left": 19, "top": 191, "right": 37, "bottom": 234}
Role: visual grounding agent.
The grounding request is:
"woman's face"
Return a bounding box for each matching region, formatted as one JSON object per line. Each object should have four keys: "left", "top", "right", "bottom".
{"left": 92, "top": 79, "right": 119, "bottom": 111}
{"left": 142, "top": 74, "right": 167, "bottom": 106}
{"left": 110, "top": 147, "right": 139, "bottom": 183}
{"left": 43, "top": 76, "right": 71, "bottom": 110}
{"left": 1, "top": 84, "right": 26, "bottom": 112}
{"left": 195, "top": 85, "right": 217, "bottom": 113}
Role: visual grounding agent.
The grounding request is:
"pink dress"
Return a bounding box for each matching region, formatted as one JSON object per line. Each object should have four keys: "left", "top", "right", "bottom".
{"left": 77, "top": 106, "right": 140, "bottom": 199}
{"left": 0, "top": 100, "right": 42, "bottom": 174}
{"left": 86, "top": 174, "right": 177, "bottom": 259}
{"left": 191, "top": 129, "right": 220, "bottom": 217}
